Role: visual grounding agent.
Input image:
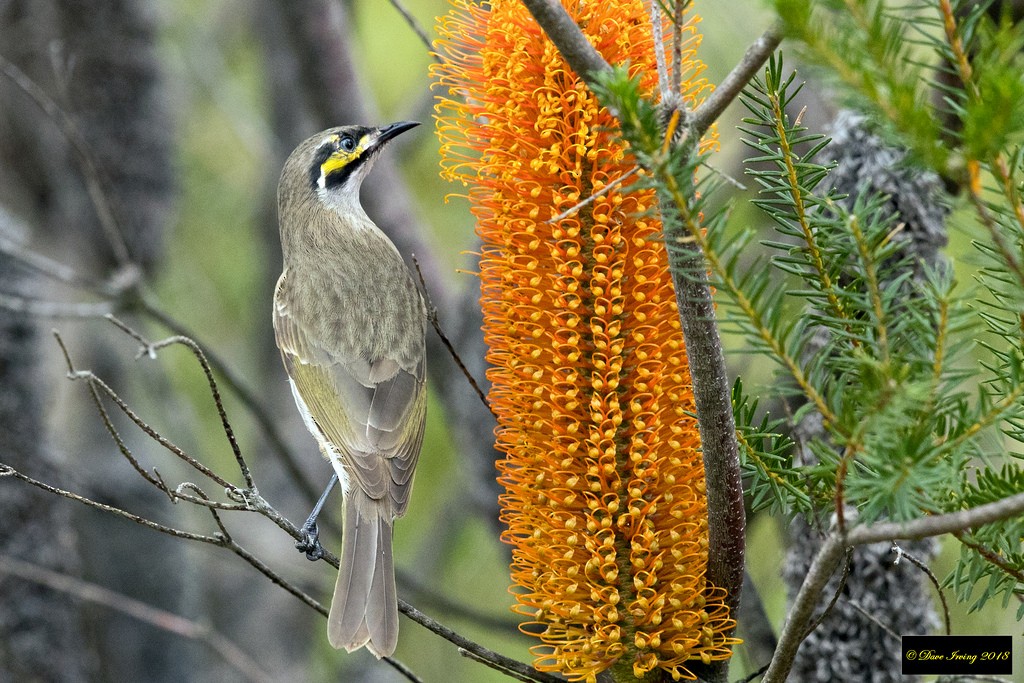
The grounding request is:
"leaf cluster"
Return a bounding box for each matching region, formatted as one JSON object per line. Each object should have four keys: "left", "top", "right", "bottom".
{"left": 735, "top": 1, "right": 1024, "bottom": 616}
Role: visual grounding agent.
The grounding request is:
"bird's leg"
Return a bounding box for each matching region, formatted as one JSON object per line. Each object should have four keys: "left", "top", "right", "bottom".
{"left": 296, "top": 473, "right": 338, "bottom": 561}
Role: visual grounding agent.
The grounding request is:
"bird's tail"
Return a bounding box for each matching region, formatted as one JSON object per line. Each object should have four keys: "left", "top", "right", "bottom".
{"left": 327, "top": 494, "right": 398, "bottom": 658}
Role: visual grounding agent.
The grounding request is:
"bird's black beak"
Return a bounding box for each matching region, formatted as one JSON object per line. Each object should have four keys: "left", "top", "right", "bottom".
{"left": 375, "top": 121, "right": 420, "bottom": 147}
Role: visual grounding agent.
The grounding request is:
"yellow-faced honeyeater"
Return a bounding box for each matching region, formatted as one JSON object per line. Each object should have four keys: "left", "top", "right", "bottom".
{"left": 273, "top": 122, "right": 426, "bottom": 657}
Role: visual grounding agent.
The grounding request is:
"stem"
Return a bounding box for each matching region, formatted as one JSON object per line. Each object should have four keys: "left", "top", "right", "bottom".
{"left": 691, "top": 22, "right": 783, "bottom": 136}
{"left": 518, "top": 0, "right": 611, "bottom": 84}
{"left": 763, "top": 491, "right": 1024, "bottom": 683}
{"left": 657, "top": 181, "right": 745, "bottom": 683}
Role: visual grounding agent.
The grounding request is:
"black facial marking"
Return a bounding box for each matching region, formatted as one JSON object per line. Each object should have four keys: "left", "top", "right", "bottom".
{"left": 309, "top": 141, "right": 336, "bottom": 189}
{"left": 310, "top": 127, "right": 377, "bottom": 191}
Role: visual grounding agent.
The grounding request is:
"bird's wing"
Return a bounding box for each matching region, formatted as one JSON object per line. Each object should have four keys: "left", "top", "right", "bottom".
{"left": 274, "top": 273, "right": 425, "bottom": 515}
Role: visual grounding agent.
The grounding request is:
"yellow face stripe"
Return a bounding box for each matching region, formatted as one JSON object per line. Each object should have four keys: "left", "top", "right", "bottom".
{"left": 320, "top": 134, "right": 371, "bottom": 178}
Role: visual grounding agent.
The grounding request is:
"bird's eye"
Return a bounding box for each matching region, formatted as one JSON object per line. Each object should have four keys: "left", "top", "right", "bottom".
{"left": 339, "top": 136, "right": 356, "bottom": 152}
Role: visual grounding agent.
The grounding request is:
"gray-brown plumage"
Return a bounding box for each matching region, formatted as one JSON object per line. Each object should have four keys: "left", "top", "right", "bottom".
{"left": 273, "top": 123, "right": 426, "bottom": 658}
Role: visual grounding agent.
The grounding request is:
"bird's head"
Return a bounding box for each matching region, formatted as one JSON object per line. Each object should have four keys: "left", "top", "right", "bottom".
{"left": 279, "top": 121, "right": 419, "bottom": 214}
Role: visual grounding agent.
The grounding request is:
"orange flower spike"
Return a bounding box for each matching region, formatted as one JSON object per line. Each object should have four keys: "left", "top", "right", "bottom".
{"left": 434, "top": 1, "right": 738, "bottom": 680}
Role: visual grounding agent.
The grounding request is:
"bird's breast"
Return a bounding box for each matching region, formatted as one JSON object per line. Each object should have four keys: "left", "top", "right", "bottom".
{"left": 286, "top": 225, "right": 425, "bottom": 367}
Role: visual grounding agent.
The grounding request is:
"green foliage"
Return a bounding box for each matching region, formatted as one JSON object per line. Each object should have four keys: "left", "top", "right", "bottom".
{"left": 775, "top": 0, "right": 946, "bottom": 169}
{"left": 951, "top": 463, "right": 1024, "bottom": 618}
{"left": 732, "top": 379, "right": 810, "bottom": 516}
{"left": 591, "top": 65, "right": 665, "bottom": 166}
{"left": 728, "top": 4, "right": 1024, "bottom": 618}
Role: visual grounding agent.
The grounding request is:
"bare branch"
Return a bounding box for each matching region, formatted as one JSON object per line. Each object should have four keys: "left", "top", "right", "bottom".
{"left": 801, "top": 549, "right": 852, "bottom": 640}
{"left": 894, "top": 544, "right": 952, "bottom": 635}
{"left": 0, "top": 554, "right": 274, "bottom": 683}
{"left": 397, "top": 601, "right": 563, "bottom": 683}
{"left": 762, "top": 533, "right": 847, "bottom": 683}
{"left": 458, "top": 646, "right": 546, "bottom": 683}
{"left": 546, "top": 167, "right": 640, "bottom": 224}
{"left": 847, "top": 493, "right": 1024, "bottom": 545}
{"left": 0, "top": 225, "right": 103, "bottom": 291}
{"left": 387, "top": 0, "right": 436, "bottom": 61}
{"left": 0, "top": 463, "right": 217, "bottom": 544}
{"left": 381, "top": 655, "right": 424, "bottom": 683}
{"left": 36, "top": 324, "right": 554, "bottom": 682}
{"left": 764, "top": 493, "right": 1024, "bottom": 683}
{"left": 0, "top": 292, "right": 115, "bottom": 318}
{"left": 54, "top": 330, "right": 237, "bottom": 491}
{"left": 518, "top": 0, "right": 611, "bottom": 85}
{"left": 411, "top": 255, "right": 493, "bottom": 417}
{"left": 134, "top": 295, "right": 322, "bottom": 504}
{"left": 104, "top": 315, "right": 255, "bottom": 490}
{"left": 691, "top": 21, "right": 784, "bottom": 136}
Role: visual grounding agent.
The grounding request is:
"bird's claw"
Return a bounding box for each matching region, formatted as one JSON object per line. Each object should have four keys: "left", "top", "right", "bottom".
{"left": 296, "top": 522, "right": 325, "bottom": 561}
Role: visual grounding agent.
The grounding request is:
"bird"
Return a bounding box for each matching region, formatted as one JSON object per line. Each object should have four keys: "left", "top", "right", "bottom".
{"left": 272, "top": 122, "right": 426, "bottom": 658}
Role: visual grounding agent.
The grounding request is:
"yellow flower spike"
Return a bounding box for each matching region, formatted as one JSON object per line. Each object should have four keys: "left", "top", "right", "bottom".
{"left": 434, "top": 0, "right": 738, "bottom": 680}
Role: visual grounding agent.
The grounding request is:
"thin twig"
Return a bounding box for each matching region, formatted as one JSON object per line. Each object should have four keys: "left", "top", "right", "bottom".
{"left": 398, "top": 568, "right": 519, "bottom": 633}
{"left": 801, "top": 548, "right": 852, "bottom": 639}
{"left": 763, "top": 492, "right": 1024, "bottom": 683}
{"left": 135, "top": 294, "right": 322, "bottom": 505}
{"left": 397, "top": 601, "right": 562, "bottom": 683}
{"left": 411, "top": 254, "right": 494, "bottom": 417}
{"left": 54, "top": 331, "right": 237, "bottom": 491}
{"left": 0, "top": 554, "right": 274, "bottom": 683}
{"left": 0, "top": 228, "right": 103, "bottom": 291}
{"left": 893, "top": 543, "right": 952, "bottom": 635}
{"left": 458, "top": 646, "right": 544, "bottom": 683}
{"left": 0, "top": 463, "right": 217, "bottom": 544}
{"left": 846, "top": 600, "right": 900, "bottom": 640}
{"left": 736, "top": 664, "right": 770, "bottom": 683}
{"left": 546, "top": 167, "right": 640, "bottom": 224}
{"left": 382, "top": 655, "right": 424, "bottom": 683}
{"left": 105, "top": 314, "right": 256, "bottom": 490}
{"left": 0, "top": 292, "right": 115, "bottom": 318}
{"left": 387, "top": 0, "right": 437, "bottom": 62}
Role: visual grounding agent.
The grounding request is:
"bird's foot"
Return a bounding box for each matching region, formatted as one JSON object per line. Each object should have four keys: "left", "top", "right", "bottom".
{"left": 296, "top": 521, "right": 325, "bottom": 561}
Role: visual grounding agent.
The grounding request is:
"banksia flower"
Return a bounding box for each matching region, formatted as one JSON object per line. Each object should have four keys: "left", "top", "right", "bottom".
{"left": 433, "top": 1, "right": 737, "bottom": 680}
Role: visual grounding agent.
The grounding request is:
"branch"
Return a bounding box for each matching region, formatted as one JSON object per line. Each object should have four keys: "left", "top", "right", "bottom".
{"left": 761, "top": 533, "right": 847, "bottom": 683}
{"left": 518, "top": 0, "right": 611, "bottom": 85}
{"left": 0, "top": 292, "right": 115, "bottom": 318}
{"left": 387, "top": 0, "right": 436, "bottom": 60}
{"left": 0, "top": 554, "right": 273, "bottom": 683}
{"left": 103, "top": 315, "right": 255, "bottom": 491}
{"left": 657, "top": 164, "right": 746, "bottom": 677}
{"left": 0, "top": 221, "right": 104, "bottom": 292}
{"left": 519, "top": 1, "right": 781, "bottom": 138}
{"left": 133, "top": 296, "right": 323, "bottom": 505}
{"left": 691, "top": 22, "right": 784, "bottom": 135}
{"left": 847, "top": 493, "right": 1024, "bottom": 545}
{"left": 33, "top": 321, "right": 557, "bottom": 682}
{"left": 763, "top": 492, "right": 1024, "bottom": 683}
{"left": 0, "top": 463, "right": 219, "bottom": 544}
{"left": 398, "top": 601, "right": 563, "bottom": 683}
